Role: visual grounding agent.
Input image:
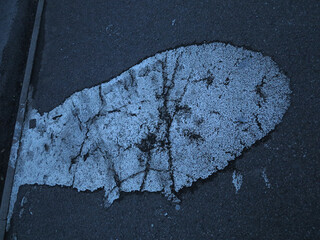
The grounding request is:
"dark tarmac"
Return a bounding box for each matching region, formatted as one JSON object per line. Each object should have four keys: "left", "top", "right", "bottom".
{"left": 3, "top": 0, "right": 320, "bottom": 239}
{"left": 0, "top": 0, "right": 37, "bottom": 204}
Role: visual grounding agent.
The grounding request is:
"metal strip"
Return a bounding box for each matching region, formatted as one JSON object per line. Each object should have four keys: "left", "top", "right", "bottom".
{"left": 0, "top": 0, "right": 44, "bottom": 238}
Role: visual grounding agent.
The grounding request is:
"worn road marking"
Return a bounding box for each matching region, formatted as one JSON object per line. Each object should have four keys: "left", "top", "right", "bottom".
{"left": 8, "top": 42, "right": 290, "bottom": 225}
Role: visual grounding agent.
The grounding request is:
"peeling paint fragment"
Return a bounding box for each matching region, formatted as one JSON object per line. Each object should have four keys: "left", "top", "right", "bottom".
{"left": 261, "top": 168, "right": 271, "bottom": 188}
{"left": 18, "top": 196, "right": 27, "bottom": 219}
{"left": 232, "top": 171, "right": 243, "bottom": 193}
{"left": 8, "top": 43, "right": 290, "bottom": 227}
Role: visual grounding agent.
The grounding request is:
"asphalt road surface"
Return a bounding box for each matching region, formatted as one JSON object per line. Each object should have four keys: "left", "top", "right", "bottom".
{"left": 5, "top": 0, "right": 320, "bottom": 239}
{"left": 0, "top": 0, "right": 37, "bottom": 203}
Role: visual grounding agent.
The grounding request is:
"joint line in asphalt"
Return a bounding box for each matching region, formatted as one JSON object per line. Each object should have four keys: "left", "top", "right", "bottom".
{"left": 0, "top": 0, "right": 45, "bottom": 238}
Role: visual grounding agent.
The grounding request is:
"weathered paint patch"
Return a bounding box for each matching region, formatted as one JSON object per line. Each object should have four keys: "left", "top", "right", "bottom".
{"left": 8, "top": 42, "right": 290, "bottom": 227}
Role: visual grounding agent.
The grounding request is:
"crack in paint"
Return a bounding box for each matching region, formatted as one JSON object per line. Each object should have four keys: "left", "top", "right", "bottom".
{"left": 8, "top": 43, "right": 291, "bottom": 222}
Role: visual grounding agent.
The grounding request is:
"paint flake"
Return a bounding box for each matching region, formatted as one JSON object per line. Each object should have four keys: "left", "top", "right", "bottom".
{"left": 262, "top": 168, "right": 271, "bottom": 188}
{"left": 232, "top": 171, "right": 243, "bottom": 193}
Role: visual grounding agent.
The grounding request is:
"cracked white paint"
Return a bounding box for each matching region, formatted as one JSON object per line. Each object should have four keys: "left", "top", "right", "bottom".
{"left": 232, "top": 171, "right": 243, "bottom": 193}
{"left": 7, "top": 43, "right": 290, "bottom": 227}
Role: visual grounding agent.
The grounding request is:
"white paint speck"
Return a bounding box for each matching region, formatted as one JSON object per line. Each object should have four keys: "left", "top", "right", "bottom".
{"left": 105, "top": 24, "right": 113, "bottom": 32}
{"left": 175, "top": 205, "right": 181, "bottom": 211}
{"left": 261, "top": 168, "right": 271, "bottom": 188}
{"left": 232, "top": 171, "right": 243, "bottom": 193}
{"left": 171, "top": 19, "right": 176, "bottom": 26}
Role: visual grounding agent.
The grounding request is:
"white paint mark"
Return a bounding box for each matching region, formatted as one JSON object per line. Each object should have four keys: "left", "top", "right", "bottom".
{"left": 172, "top": 19, "right": 176, "bottom": 26}
{"left": 7, "top": 43, "right": 291, "bottom": 228}
{"left": 18, "top": 196, "right": 27, "bottom": 219}
{"left": 20, "top": 196, "right": 27, "bottom": 207}
{"left": 232, "top": 171, "right": 243, "bottom": 193}
{"left": 261, "top": 168, "right": 271, "bottom": 188}
{"left": 175, "top": 205, "right": 181, "bottom": 211}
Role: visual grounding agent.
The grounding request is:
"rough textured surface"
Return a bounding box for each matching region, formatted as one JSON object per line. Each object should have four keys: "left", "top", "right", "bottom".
{"left": 8, "top": 43, "right": 290, "bottom": 225}
{"left": 5, "top": 0, "right": 320, "bottom": 239}
{"left": 0, "top": 0, "right": 37, "bottom": 203}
